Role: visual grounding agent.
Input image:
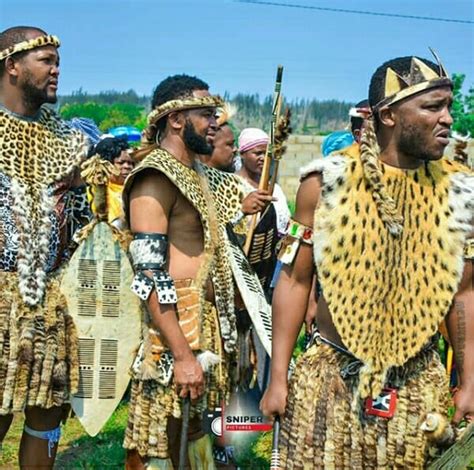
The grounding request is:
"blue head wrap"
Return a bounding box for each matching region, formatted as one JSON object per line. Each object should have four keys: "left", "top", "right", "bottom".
{"left": 321, "top": 131, "right": 354, "bottom": 157}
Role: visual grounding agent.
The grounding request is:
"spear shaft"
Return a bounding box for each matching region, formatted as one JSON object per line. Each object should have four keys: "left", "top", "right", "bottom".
{"left": 244, "top": 65, "right": 284, "bottom": 255}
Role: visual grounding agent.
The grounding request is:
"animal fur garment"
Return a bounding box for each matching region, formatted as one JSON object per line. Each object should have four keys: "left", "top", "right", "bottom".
{"left": 301, "top": 147, "right": 473, "bottom": 398}
{"left": 280, "top": 342, "right": 452, "bottom": 470}
{"left": 0, "top": 107, "right": 87, "bottom": 305}
{"left": 0, "top": 272, "right": 79, "bottom": 414}
{"left": 124, "top": 300, "right": 231, "bottom": 459}
{"left": 123, "top": 148, "right": 244, "bottom": 354}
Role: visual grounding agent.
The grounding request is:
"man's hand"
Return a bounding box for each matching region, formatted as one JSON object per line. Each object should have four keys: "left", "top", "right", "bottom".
{"left": 452, "top": 384, "right": 474, "bottom": 424}
{"left": 260, "top": 380, "right": 288, "bottom": 418}
{"left": 174, "top": 355, "right": 205, "bottom": 401}
{"left": 241, "top": 190, "right": 275, "bottom": 215}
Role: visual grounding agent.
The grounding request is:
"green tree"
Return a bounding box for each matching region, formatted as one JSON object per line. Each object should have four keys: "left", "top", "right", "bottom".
{"left": 60, "top": 102, "right": 109, "bottom": 125}
{"left": 451, "top": 73, "right": 474, "bottom": 136}
{"left": 99, "top": 103, "right": 145, "bottom": 131}
{"left": 59, "top": 101, "right": 146, "bottom": 132}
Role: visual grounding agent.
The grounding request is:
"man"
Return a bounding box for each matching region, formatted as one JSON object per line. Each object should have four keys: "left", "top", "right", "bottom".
{"left": 349, "top": 98, "right": 370, "bottom": 143}
{"left": 205, "top": 122, "right": 238, "bottom": 172}
{"left": 201, "top": 120, "right": 273, "bottom": 218}
{"left": 123, "top": 74, "right": 246, "bottom": 469}
{"left": 0, "top": 26, "right": 88, "bottom": 468}
{"left": 261, "top": 54, "right": 473, "bottom": 468}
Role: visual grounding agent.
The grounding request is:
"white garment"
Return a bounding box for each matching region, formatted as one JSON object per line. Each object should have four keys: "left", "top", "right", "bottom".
{"left": 272, "top": 183, "right": 291, "bottom": 235}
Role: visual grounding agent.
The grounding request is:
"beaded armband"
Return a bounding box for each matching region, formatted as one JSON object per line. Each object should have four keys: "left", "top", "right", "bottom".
{"left": 465, "top": 238, "right": 474, "bottom": 260}
{"left": 129, "top": 233, "right": 177, "bottom": 304}
{"left": 278, "top": 219, "right": 313, "bottom": 265}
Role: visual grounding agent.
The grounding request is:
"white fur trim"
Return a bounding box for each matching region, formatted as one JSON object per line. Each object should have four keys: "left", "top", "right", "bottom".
{"left": 448, "top": 171, "right": 474, "bottom": 278}
{"left": 197, "top": 350, "right": 221, "bottom": 373}
{"left": 300, "top": 155, "right": 348, "bottom": 180}
{"left": 308, "top": 156, "right": 350, "bottom": 267}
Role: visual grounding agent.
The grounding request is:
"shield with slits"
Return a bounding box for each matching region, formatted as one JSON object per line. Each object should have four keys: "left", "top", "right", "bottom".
{"left": 61, "top": 221, "right": 141, "bottom": 436}
{"left": 226, "top": 226, "right": 272, "bottom": 357}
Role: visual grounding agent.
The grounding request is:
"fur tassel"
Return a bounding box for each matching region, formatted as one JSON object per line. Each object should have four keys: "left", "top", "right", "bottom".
{"left": 274, "top": 108, "right": 292, "bottom": 159}
{"left": 216, "top": 102, "right": 237, "bottom": 127}
{"left": 420, "top": 413, "right": 455, "bottom": 447}
{"left": 52, "top": 360, "right": 68, "bottom": 389}
{"left": 197, "top": 350, "right": 221, "bottom": 373}
{"left": 64, "top": 313, "right": 79, "bottom": 394}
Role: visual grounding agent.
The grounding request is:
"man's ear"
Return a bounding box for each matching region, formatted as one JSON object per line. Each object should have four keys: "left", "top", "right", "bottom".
{"left": 4, "top": 57, "right": 20, "bottom": 78}
{"left": 168, "top": 111, "right": 184, "bottom": 131}
{"left": 378, "top": 106, "right": 396, "bottom": 128}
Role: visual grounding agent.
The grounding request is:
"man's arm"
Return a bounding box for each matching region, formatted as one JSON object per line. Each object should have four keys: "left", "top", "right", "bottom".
{"left": 129, "top": 171, "right": 204, "bottom": 399}
{"left": 260, "top": 173, "right": 321, "bottom": 417}
{"left": 446, "top": 256, "right": 474, "bottom": 423}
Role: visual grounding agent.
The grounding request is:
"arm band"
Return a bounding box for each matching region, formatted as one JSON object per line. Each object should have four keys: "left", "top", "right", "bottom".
{"left": 129, "top": 233, "right": 177, "bottom": 304}
{"left": 278, "top": 218, "right": 313, "bottom": 265}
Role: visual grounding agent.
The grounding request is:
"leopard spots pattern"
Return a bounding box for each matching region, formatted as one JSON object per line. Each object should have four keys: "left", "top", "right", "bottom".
{"left": 0, "top": 172, "right": 62, "bottom": 272}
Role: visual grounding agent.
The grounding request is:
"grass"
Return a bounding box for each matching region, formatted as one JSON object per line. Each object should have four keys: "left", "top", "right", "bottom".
{"left": 0, "top": 403, "right": 266, "bottom": 469}
{"left": 0, "top": 404, "right": 128, "bottom": 469}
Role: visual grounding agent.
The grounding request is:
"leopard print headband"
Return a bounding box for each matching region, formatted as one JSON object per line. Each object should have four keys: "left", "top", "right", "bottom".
{"left": 147, "top": 95, "right": 224, "bottom": 126}
{"left": 0, "top": 35, "right": 60, "bottom": 61}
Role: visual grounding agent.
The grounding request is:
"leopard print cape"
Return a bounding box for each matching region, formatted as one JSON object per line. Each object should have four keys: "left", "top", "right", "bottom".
{"left": 123, "top": 148, "right": 244, "bottom": 355}
{"left": 0, "top": 106, "right": 87, "bottom": 305}
{"left": 301, "top": 149, "right": 473, "bottom": 398}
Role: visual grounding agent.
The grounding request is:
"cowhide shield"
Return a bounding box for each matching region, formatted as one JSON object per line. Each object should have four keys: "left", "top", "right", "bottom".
{"left": 226, "top": 226, "right": 272, "bottom": 356}
{"left": 248, "top": 204, "right": 278, "bottom": 295}
{"left": 61, "top": 221, "right": 141, "bottom": 436}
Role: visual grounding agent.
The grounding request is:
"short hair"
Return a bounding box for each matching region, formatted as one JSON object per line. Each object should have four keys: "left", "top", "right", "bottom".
{"left": 93, "top": 136, "right": 129, "bottom": 163}
{"left": 368, "top": 56, "right": 439, "bottom": 109}
{"left": 350, "top": 99, "right": 369, "bottom": 133}
{"left": 151, "top": 74, "right": 209, "bottom": 135}
{"left": 0, "top": 26, "right": 47, "bottom": 75}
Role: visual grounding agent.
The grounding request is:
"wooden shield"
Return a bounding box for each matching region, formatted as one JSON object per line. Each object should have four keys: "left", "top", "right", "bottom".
{"left": 61, "top": 222, "right": 141, "bottom": 436}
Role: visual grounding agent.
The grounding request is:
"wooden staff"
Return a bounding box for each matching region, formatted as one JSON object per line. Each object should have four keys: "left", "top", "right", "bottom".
{"left": 270, "top": 415, "right": 281, "bottom": 470}
{"left": 178, "top": 395, "right": 191, "bottom": 470}
{"left": 243, "top": 65, "right": 284, "bottom": 255}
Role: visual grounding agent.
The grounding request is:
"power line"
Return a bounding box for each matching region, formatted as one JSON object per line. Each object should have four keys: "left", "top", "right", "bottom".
{"left": 234, "top": 0, "right": 474, "bottom": 25}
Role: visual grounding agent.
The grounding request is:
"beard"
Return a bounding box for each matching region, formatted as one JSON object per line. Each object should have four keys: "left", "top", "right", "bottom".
{"left": 22, "top": 70, "right": 57, "bottom": 109}
{"left": 397, "top": 118, "right": 440, "bottom": 161}
{"left": 183, "top": 119, "right": 213, "bottom": 155}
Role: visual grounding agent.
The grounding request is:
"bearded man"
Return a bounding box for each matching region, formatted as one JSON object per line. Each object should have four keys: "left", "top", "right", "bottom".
{"left": 261, "top": 54, "right": 473, "bottom": 468}
{"left": 123, "top": 74, "right": 249, "bottom": 469}
{"left": 0, "top": 26, "right": 89, "bottom": 469}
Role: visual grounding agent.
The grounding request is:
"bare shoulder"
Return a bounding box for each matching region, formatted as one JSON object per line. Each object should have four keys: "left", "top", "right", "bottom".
{"left": 128, "top": 169, "right": 178, "bottom": 233}
{"left": 294, "top": 173, "right": 322, "bottom": 227}
{"left": 130, "top": 169, "right": 177, "bottom": 201}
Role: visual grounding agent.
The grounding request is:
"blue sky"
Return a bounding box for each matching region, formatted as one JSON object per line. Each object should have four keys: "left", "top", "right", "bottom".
{"left": 1, "top": 0, "right": 473, "bottom": 102}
